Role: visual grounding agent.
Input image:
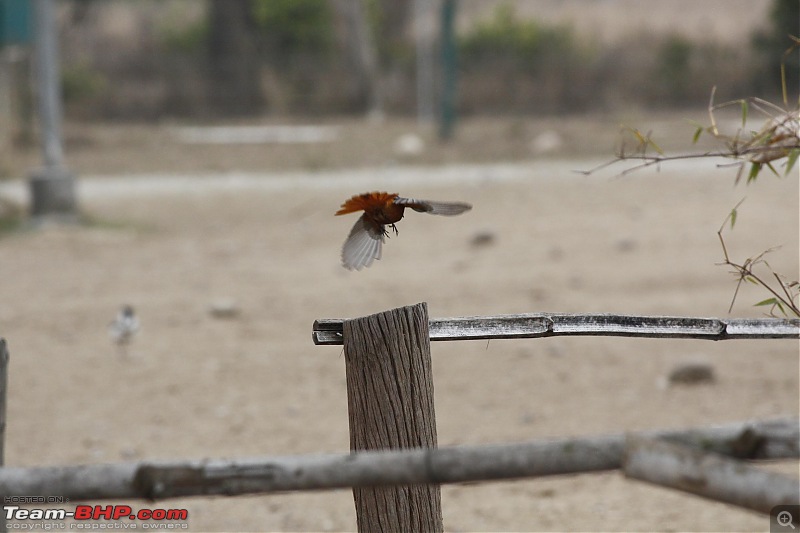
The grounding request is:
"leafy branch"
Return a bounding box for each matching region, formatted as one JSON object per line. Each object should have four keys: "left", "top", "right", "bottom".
{"left": 581, "top": 36, "right": 800, "bottom": 180}
{"left": 581, "top": 38, "right": 800, "bottom": 316}
{"left": 584, "top": 102, "right": 799, "bottom": 315}
{"left": 717, "top": 201, "right": 800, "bottom": 317}
{"left": 579, "top": 89, "right": 800, "bottom": 179}
{"left": 701, "top": 88, "right": 800, "bottom": 184}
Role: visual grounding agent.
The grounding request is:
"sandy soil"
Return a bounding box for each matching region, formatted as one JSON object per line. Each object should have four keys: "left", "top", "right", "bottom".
{"left": 0, "top": 118, "right": 797, "bottom": 531}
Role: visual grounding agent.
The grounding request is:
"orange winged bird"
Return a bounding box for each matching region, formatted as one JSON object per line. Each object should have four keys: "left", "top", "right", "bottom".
{"left": 335, "top": 191, "right": 472, "bottom": 270}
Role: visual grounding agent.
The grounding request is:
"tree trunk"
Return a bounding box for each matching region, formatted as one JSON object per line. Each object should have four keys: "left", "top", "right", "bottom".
{"left": 330, "top": 0, "right": 381, "bottom": 114}
{"left": 207, "top": 0, "right": 264, "bottom": 116}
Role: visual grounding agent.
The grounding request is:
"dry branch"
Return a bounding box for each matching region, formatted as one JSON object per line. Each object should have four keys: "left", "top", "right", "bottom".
{"left": 0, "top": 417, "right": 795, "bottom": 501}
{"left": 313, "top": 313, "right": 800, "bottom": 345}
{"left": 623, "top": 437, "right": 800, "bottom": 514}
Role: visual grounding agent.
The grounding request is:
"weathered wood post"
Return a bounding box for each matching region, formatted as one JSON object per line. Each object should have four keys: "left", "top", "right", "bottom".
{"left": 0, "top": 339, "right": 9, "bottom": 530}
{"left": 343, "top": 302, "right": 443, "bottom": 533}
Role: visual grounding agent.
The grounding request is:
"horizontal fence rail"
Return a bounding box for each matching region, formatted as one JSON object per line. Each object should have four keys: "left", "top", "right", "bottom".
{"left": 312, "top": 313, "right": 800, "bottom": 345}
{"left": 0, "top": 417, "right": 795, "bottom": 501}
{"left": 623, "top": 436, "right": 800, "bottom": 514}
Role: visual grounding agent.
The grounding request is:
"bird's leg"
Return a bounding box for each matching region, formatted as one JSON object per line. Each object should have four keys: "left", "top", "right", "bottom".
{"left": 380, "top": 224, "right": 399, "bottom": 238}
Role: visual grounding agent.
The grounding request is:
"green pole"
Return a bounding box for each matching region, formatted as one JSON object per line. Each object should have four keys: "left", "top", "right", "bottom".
{"left": 439, "top": 0, "right": 457, "bottom": 140}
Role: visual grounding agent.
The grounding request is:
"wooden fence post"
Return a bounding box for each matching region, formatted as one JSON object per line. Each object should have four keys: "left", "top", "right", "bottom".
{"left": 0, "top": 339, "right": 9, "bottom": 531}
{"left": 343, "top": 302, "right": 443, "bottom": 533}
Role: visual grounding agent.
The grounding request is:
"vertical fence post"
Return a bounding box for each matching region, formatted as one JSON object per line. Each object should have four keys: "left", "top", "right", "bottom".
{"left": 0, "top": 339, "right": 9, "bottom": 531}
{"left": 343, "top": 303, "right": 443, "bottom": 533}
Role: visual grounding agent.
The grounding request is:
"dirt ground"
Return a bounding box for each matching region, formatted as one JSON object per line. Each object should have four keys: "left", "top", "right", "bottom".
{"left": 0, "top": 115, "right": 798, "bottom": 532}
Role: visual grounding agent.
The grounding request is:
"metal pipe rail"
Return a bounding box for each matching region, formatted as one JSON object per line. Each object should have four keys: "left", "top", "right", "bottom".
{"left": 313, "top": 313, "right": 800, "bottom": 345}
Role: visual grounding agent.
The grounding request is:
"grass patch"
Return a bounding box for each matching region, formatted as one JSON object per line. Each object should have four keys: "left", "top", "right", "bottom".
{"left": 78, "top": 212, "right": 158, "bottom": 234}
{"left": 0, "top": 199, "right": 25, "bottom": 237}
{"left": 0, "top": 203, "right": 157, "bottom": 239}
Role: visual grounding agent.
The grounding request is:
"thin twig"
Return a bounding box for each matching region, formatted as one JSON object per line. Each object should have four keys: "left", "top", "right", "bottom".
{"left": 717, "top": 222, "right": 800, "bottom": 317}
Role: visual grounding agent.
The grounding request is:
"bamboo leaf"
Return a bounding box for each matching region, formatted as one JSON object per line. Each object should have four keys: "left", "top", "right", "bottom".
{"left": 754, "top": 298, "right": 778, "bottom": 307}
{"left": 785, "top": 148, "right": 800, "bottom": 176}
{"left": 765, "top": 161, "right": 780, "bottom": 177}
{"left": 692, "top": 126, "right": 704, "bottom": 144}
{"left": 728, "top": 198, "right": 745, "bottom": 229}
{"left": 747, "top": 162, "right": 761, "bottom": 183}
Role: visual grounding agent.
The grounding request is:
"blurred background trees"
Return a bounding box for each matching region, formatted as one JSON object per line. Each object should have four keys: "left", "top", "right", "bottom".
{"left": 23, "top": 0, "right": 800, "bottom": 120}
{"left": 752, "top": 0, "right": 800, "bottom": 98}
{"left": 207, "top": 0, "right": 264, "bottom": 116}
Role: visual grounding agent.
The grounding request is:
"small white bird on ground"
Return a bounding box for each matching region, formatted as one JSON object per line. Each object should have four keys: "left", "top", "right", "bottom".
{"left": 109, "top": 305, "right": 140, "bottom": 356}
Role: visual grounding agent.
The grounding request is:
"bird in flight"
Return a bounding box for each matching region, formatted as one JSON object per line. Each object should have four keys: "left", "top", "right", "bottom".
{"left": 335, "top": 191, "right": 472, "bottom": 270}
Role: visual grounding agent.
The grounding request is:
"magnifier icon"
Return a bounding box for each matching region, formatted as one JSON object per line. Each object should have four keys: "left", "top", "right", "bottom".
{"left": 778, "top": 511, "right": 796, "bottom": 529}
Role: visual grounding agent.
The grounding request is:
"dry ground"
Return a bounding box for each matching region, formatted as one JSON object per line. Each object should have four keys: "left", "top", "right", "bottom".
{"left": 0, "top": 115, "right": 798, "bottom": 532}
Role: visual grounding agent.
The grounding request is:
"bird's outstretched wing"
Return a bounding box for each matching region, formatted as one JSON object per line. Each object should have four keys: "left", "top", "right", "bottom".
{"left": 394, "top": 197, "right": 472, "bottom": 216}
{"left": 341, "top": 214, "right": 385, "bottom": 271}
